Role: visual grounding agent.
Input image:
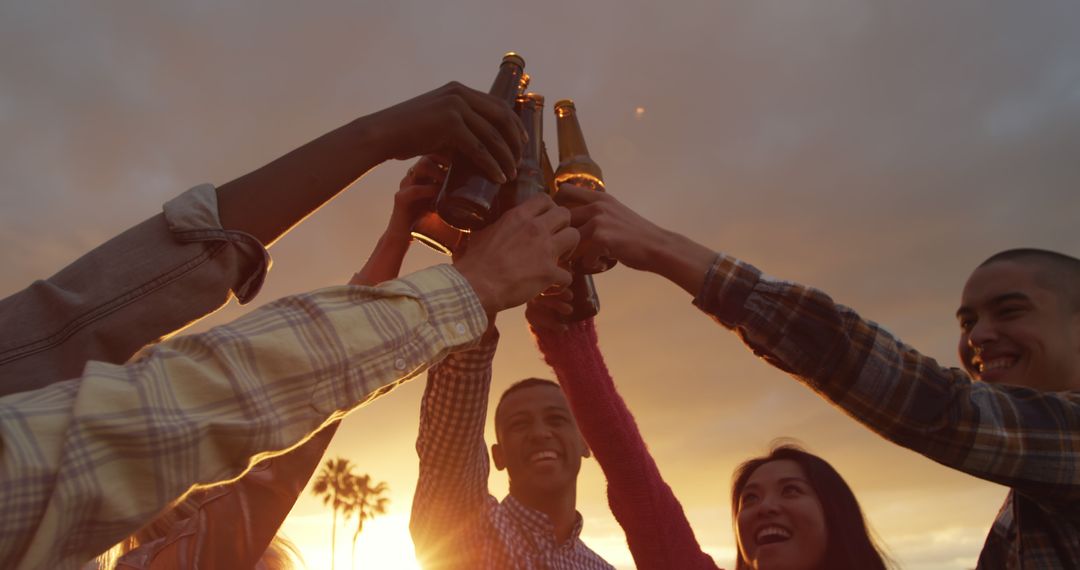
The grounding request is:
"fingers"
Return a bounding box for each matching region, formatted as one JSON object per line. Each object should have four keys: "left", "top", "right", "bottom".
{"left": 550, "top": 226, "right": 581, "bottom": 263}
{"left": 462, "top": 108, "right": 518, "bottom": 182}
{"left": 535, "top": 200, "right": 572, "bottom": 234}
{"left": 459, "top": 86, "right": 528, "bottom": 152}
{"left": 557, "top": 183, "right": 605, "bottom": 205}
{"left": 402, "top": 159, "right": 447, "bottom": 190}
{"left": 449, "top": 113, "right": 508, "bottom": 184}
{"left": 526, "top": 291, "right": 574, "bottom": 332}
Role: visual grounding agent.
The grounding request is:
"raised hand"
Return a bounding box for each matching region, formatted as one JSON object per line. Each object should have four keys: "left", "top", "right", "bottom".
{"left": 525, "top": 290, "right": 574, "bottom": 334}
{"left": 350, "top": 156, "right": 448, "bottom": 286}
{"left": 453, "top": 194, "right": 579, "bottom": 318}
{"left": 364, "top": 82, "right": 528, "bottom": 184}
{"left": 560, "top": 184, "right": 716, "bottom": 296}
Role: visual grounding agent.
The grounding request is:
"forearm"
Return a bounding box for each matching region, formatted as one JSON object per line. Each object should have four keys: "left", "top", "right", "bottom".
{"left": 0, "top": 264, "right": 486, "bottom": 570}
{"left": 217, "top": 115, "right": 388, "bottom": 247}
{"left": 535, "top": 320, "right": 716, "bottom": 570}
{"left": 695, "top": 253, "right": 1080, "bottom": 498}
{"left": 410, "top": 337, "right": 498, "bottom": 557}
{"left": 643, "top": 229, "right": 718, "bottom": 298}
{"left": 351, "top": 223, "right": 412, "bottom": 286}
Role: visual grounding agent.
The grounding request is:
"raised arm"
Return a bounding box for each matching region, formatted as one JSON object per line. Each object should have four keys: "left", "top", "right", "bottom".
{"left": 0, "top": 265, "right": 487, "bottom": 570}
{"left": 410, "top": 333, "right": 500, "bottom": 569}
{"left": 562, "top": 185, "right": 1080, "bottom": 502}
{"left": 217, "top": 82, "right": 524, "bottom": 248}
{"left": 527, "top": 296, "right": 718, "bottom": 570}
{"left": 350, "top": 156, "right": 446, "bottom": 287}
{"left": 0, "top": 82, "right": 523, "bottom": 398}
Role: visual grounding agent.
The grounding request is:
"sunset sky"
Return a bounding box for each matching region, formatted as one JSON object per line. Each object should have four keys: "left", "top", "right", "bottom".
{"left": 3, "top": 2, "right": 1079, "bottom": 569}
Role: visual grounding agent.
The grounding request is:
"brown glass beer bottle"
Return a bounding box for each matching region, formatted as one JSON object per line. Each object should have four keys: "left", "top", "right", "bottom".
{"left": 436, "top": 53, "right": 528, "bottom": 231}
{"left": 406, "top": 158, "right": 462, "bottom": 256}
{"left": 553, "top": 99, "right": 616, "bottom": 273}
{"left": 494, "top": 93, "right": 547, "bottom": 216}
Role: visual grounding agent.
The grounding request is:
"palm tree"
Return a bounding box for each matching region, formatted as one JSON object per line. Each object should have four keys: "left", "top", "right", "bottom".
{"left": 311, "top": 457, "right": 357, "bottom": 570}
{"left": 347, "top": 474, "right": 390, "bottom": 570}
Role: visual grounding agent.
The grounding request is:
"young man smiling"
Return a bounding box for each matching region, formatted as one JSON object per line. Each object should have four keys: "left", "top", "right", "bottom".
{"left": 559, "top": 184, "right": 1080, "bottom": 569}
{"left": 410, "top": 332, "right": 612, "bottom": 569}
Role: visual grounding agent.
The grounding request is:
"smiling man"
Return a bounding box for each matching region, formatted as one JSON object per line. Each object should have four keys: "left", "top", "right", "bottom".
{"left": 559, "top": 184, "right": 1080, "bottom": 569}
{"left": 409, "top": 331, "right": 611, "bottom": 570}
{"left": 957, "top": 249, "right": 1080, "bottom": 392}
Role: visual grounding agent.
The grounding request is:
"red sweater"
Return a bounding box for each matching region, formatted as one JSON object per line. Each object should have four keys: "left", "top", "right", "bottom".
{"left": 533, "top": 319, "right": 722, "bottom": 570}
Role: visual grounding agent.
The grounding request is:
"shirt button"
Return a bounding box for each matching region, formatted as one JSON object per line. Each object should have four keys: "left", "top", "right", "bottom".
{"left": 394, "top": 358, "right": 406, "bottom": 370}
{"left": 455, "top": 323, "right": 467, "bottom": 335}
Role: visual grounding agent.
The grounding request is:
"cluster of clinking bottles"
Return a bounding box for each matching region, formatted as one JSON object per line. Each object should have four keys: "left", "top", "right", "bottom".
{"left": 409, "top": 52, "right": 613, "bottom": 322}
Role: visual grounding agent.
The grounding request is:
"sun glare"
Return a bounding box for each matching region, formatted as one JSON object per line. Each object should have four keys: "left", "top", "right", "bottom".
{"left": 280, "top": 512, "right": 421, "bottom": 570}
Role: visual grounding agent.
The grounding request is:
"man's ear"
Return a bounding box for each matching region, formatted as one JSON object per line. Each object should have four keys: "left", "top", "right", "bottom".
{"left": 581, "top": 442, "right": 591, "bottom": 459}
{"left": 492, "top": 443, "right": 507, "bottom": 471}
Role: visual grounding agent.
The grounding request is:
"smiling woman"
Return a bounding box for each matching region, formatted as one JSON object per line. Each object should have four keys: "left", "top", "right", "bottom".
{"left": 731, "top": 445, "right": 891, "bottom": 570}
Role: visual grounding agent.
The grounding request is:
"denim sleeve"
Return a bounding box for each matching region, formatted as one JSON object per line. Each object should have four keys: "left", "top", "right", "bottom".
{"left": 0, "top": 184, "right": 270, "bottom": 396}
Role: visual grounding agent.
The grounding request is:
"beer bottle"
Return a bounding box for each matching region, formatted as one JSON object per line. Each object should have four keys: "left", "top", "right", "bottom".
{"left": 408, "top": 206, "right": 463, "bottom": 256}
{"left": 436, "top": 53, "right": 528, "bottom": 231}
{"left": 494, "top": 93, "right": 547, "bottom": 216}
{"left": 541, "top": 102, "right": 598, "bottom": 322}
{"left": 553, "top": 99, "right": 617, "bottom": 273}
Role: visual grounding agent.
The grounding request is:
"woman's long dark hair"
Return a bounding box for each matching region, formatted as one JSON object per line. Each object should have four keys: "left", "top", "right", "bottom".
{"left": 730, "top": 444, "right": 892, "bottom": 570}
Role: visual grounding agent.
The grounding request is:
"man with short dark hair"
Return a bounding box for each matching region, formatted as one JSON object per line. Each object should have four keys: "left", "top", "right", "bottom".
{"left": 410, "top": 337, "right": 612, "bottom": 569}
{"left": 561, "top": 184, "right": 1080, "bottom": 569}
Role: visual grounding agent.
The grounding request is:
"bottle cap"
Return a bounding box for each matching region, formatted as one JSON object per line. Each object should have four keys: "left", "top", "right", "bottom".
{"left": 502, "top": 52, "right": 525, "bottom": 68}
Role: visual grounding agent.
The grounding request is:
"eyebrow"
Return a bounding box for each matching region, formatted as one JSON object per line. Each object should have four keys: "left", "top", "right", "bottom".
{"left": 956, "top": 292, "right": 1032, "bottom": 318}
{"left": 741, "top": 476, "right": 810, "bottom": 492}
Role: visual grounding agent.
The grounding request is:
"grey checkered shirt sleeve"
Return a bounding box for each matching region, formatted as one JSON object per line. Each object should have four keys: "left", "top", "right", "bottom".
{"left": 0, "top": 264, "right": 487, "bottom": 570}
{"left": 411, "top": 332, "right": 499, "bottom": 569}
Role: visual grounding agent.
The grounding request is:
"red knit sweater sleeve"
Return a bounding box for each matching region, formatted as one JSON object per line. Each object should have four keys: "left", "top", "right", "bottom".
{"left": 533, "top": 319, "right": 721, "bottom": 570}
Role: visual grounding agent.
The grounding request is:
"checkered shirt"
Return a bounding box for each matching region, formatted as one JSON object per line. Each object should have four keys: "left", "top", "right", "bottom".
{"left": 695, "top": 253, "right": 1080, "bottom": 570}
{"left": 411, "top": 335, "right": 614, "bottom": 570}
{"left": 0, "top": 264, "right": 487, "bottom": 570}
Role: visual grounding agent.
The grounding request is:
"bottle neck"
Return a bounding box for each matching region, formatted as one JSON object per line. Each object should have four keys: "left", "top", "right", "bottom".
{"left": 490, "top": 62, "right": 525, "bottom": 101}
{"left": 518, "top": 100, "right": 543, "bottom": 167}
{"left": 555, "top": 110, "right": 591, "bottom": 162}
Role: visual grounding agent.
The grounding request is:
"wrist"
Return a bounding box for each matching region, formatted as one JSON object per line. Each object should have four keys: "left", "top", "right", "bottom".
{"left": 454, "top": 262, "right": 500, "bottom": 321}
{"left": 647, "top": 230, "right": 717, "bottom": 296}
{"left": 348, "top": 113, "right": 397, "bottom": 165}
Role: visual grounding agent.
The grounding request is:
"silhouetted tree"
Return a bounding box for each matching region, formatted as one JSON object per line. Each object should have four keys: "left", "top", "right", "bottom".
{"left": 311, "top": 458, "right": 357, "bottom": 570}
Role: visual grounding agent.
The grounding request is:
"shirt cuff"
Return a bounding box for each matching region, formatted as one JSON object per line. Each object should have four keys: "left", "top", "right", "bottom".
{"left": 691, "top": 252, "right": 763, "bottom": 329}
{"left": 377, "top": 264, "right": 490, "bottom": 353}
{"left": 163, "top": 184, "right": 270, "bottom": 304}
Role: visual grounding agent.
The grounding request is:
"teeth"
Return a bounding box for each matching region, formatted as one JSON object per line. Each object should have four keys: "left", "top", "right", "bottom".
{"left": 530, "top": 451, "right": 558, "bottom": 462}
{"left": 979, "top": 357, "right": 1016, "bottom": 373}
{"left": 756, "top": 525, "right": 791, "bottom": 544}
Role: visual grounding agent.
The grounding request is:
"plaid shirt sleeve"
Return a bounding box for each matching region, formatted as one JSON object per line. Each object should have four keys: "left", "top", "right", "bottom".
{"left": 694, "top": 253, "right": 1080, "bottom": 501}
{"left": 410, "top": 331, "right": 499, "bottom": 569}
{"left": 0, "top": 263, "right": 487, "bottom": 570}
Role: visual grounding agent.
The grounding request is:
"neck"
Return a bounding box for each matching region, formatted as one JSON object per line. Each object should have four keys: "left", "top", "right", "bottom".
{"left": 510, "top": 484, "right": 579, "bottom": 544}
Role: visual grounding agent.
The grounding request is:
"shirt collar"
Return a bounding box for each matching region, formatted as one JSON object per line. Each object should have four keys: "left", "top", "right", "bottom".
{"left": 502, "top": 494, "right": 586, "bottom": 545}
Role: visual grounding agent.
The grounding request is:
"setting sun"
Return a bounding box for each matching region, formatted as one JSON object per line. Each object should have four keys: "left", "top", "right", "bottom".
{"left": 280, "top": 513, "right": 421, "bottom": 570}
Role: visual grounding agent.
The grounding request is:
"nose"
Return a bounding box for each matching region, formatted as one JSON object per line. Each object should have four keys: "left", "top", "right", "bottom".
{"left": 967, "top": 318, "right": 997, "bottom": 351}
{"left": 757, "top": 493, "right": 782, "bottom": 517}
{"left": 526, "top": 423, "right": 554, "bottom": 442}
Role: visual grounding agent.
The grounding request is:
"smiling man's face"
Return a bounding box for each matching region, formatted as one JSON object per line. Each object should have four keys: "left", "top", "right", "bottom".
{"left": 957, "top": 260, "right": 1080, "bottom": 392}
{"left": 492, "top": 383, "right": 590, "bottom": 499}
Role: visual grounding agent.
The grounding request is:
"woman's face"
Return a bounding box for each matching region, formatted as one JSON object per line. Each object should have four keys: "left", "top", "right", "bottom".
{"left": 736, "top": 459, "right": 828, "bottom": 570}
